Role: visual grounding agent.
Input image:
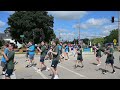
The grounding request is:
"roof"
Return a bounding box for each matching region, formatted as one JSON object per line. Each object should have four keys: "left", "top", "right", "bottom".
{"left": 0, "top": 33, "right": 11, "bottom": 40}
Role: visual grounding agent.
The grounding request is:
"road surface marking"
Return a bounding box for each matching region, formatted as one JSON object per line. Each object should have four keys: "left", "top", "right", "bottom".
{"left": 58, "top": 65, "right": 88, "bottom": 79}
{"left": 32, "top": 67, "right": 48, "bottom": 79}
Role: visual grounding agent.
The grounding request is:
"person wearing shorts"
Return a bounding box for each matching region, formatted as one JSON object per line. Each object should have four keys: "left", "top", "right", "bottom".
{"left": 96, "top": 46, "right": 102, "bottom": 66}
{"left": 58, "top": 42, "right": 64, "bottom": 62}
{"left": 1, "top": 43, "right": 15, "bottom": 79}
{"left": 64, "top": 44, "right": 69, "bottom": 60}
{"left": 93, "top": 44, "right": 97, "bottom": 55}
{"left": 70, "top": 45, "right": 74, "bottom": 56}
{"left": 45, "top": 46, "right": 53, "bottom": 63}
{"left": 75, "top": 45, "right": 84, "bottom": 68}
{"left": 25, "top": 44, "right": 29, "bottom": 62}
{"left": 103, "top": 44, "right": 115, "bottom": 74}
{"left": 37, "top": 41, "right": 49, "bottom": 72}
{"left": 26, "top": 40, "right": 35, "bottom": 67}
{"left": 49, "top": 40, "right": 60, "bottom": 79}
{"left": 1, "top": 44, "right": 9, "bottom": 75}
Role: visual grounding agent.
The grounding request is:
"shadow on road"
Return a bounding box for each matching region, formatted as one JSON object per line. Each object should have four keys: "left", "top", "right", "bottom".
{"left": 91, "top": 63, "right": 98, "bottom": 65}
{"left": 114, "top": 66, "right": 120, "bottom": 70}
{"left": 96, "top": 68, "right": 109, "bottom": 73}
{"left": 41, "top": 67, "right": 47, "bottom": 71}
{"left": 20, "top": 78, "right": 24, "bottom": 79}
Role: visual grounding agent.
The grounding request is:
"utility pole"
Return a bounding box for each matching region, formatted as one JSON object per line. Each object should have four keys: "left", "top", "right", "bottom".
{"left": 77, "top": 21, "right": 80, "bottom": 45}
{"left": 33, "top": 30, "right": 34, "bottom": 44}
{"left": 111, "top": 12, "right": 120, "bottom": 46}
{"left": 22, "top": 37, "right": 23, "bottom": 44}
{"left": 73, "top": 28, "right": 76, "bottom": 45}
{"left": 59, "top": 30, "right": 61, "bottom": 40}
{"left": 118, "top": 11, "right": 120, "bottom": 46}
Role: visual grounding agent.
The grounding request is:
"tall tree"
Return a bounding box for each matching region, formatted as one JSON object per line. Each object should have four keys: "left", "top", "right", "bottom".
{"left": 82, "top": 38, "right": 89, "bottom": 45}
{"left": 91, "top": 37, "right": 104, "bottom": 45}
{"left": 7, "top": 11, "right": 56, "bottom": 44}
{"left": 104, "top": 29, "right": 118, "bottom": 44}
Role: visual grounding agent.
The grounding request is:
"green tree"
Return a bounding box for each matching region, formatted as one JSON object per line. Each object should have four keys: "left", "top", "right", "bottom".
{"left": 0, "top": 37, "right": 5, "bottom": 47}
{"left": 91, "top": 37, "right": 104, "bottom": 45}
{"left": 104, "top": 29, "right": 118, "bottom": 44}
{"left": 82, "top": 38, "right": 89, "bottom": 45}
{"left": 7, "top": 11, "right": 56, "bottom": 44}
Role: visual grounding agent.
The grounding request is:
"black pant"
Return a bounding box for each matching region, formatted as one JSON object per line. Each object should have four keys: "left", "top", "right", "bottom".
{"left": 1, "top": 62, "right": 7, "bottom": 71}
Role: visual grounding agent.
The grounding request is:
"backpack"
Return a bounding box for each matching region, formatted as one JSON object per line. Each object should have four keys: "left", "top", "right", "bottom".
{"left": 58, "top": 45, "right": 62, "bottom": 51}
{"left": 68, "top": 46, "right": 70, "bottom": 52}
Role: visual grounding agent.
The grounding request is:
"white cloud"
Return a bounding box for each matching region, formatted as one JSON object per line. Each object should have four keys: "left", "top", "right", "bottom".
{"left": 48, "top": 11, "right": 87, "bottom": 20}
{"left": 73, "top": 18, "right": 109, "bottom": 30}
{"left": 58, "top": 31, "right": 75, "bottom": 41}
{"left": 56, "top": 28, "right": 69, "bottom": 33}
{"left": 86, "top": 18, "right": 109, "bottom": 26}
{"left": 0, "top": 20, "right": 5, "bottom": 28}
{"left": 79, "top": 24, "right": 118, "bottom": 38}
{"left": 101, "top": 24, "right": 117, "bottom": 36}
{"left": 4, "top": 11, "right": 15, "bottom": 15}
{"left": 55, "top": 29, "right": 75, "bottom": 41}
{"left": 0, "top": 31, "right": 4, "bottom": 33}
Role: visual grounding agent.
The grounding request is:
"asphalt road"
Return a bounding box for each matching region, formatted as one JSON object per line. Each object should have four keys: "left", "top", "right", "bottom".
{"left": 0, "top": 51, "right": 120, "bottom": 79}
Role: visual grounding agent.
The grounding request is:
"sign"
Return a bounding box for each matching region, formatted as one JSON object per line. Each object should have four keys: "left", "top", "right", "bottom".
{"left": 20, "top": 35, "right": 24, "bottom": 38}
{"left": 83, "top": 48, "right": 91, "bottom": 52}
{"left": 113, "top": 39, "right": 117, "bottom": 43}
{"left": 114, "top": 43, "right": 117, "bottom": 45}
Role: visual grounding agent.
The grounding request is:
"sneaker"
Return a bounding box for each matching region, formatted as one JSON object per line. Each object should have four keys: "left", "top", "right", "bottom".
{"left": 32, "top": 63, "right": 37, "bottom": 67}
{"left": 47, "top": 67, "right": 50, "bottom": 70}
{"left": 16, "top": 62, "right": 18, "bottom": 65}
{"left": 37, "top": 69, "right": 42, "bottom": 72}
{"left": 112, "top": 70, "right": 116, "bottom": 74}
{"left": 25, "top": 60, "right": 28, "bottom": 62}
{"left": 45, "top": 69, "right": 48, "bottom": 71}
{"left": 2, "top": 71, "right": 5, "bottom": 75}
{"left": 25, "top": 65, "right": 29, "bottom": 68}
{"left": 74, "top": 65, "right": 77, "bottom": 69}
{"left": 49, "top": 74, "right": 53, "bottom": 76}
{"left": 45, "top": 67, "right": 50, "bottom": 71}
{"left": 26, "top": 61, "right": 29, "bottom": 62}
{"left": 81, "top": 65, "right": 84, "bottom": 68}
{"left": 53, "top": 75, "right": 59, "bottom": 79}
{"left": 29, "top": 64, "right": 32, "bottom": 67}
{"left": 49, "top": 60, "right": 52, "bottom": 63}
{"left": 97, "top": 64, "right": 101, "bottom": 66}
{"left": 102, "top": 71, "right": 107, "bottom": 74}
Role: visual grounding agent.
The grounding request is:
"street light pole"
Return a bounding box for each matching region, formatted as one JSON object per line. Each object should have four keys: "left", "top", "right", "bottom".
{"left": 59, "top": 30, "right": 61, "bottom": 41}
{"left": 78, "top": 21, "right": 80, "bottom": 45}
{"left": 118, "top": 11, "right": 120, "bottom": 46}
{"left": 22, "top": 37, "right": 23, "bottom": 44}
{"left": 33, "top": 30, "right": 34, "bottom": 44}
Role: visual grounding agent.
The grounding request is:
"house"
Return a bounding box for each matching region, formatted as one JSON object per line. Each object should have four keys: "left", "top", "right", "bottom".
{"left": 0, "top": 33, "right": 22, "bottom": 48}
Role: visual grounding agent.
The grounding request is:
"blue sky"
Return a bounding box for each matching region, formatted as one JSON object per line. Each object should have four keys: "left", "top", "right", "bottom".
{"left": 0, "top": 11, "right": 119, "bottom": 41}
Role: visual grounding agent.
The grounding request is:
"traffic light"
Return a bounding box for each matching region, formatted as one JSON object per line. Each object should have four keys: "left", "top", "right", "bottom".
{"left": 111, "top": 16, "right": 114, "bottom": 23}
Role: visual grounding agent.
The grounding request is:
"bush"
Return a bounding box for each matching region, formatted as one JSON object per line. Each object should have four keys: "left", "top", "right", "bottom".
{"left": 0, "top": 40, "right": 5, "bottom": 47}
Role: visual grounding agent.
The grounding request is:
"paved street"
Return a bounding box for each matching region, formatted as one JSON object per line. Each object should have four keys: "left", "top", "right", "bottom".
{"left": 0, "top": 51, "right": 120, "bottom": 79}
